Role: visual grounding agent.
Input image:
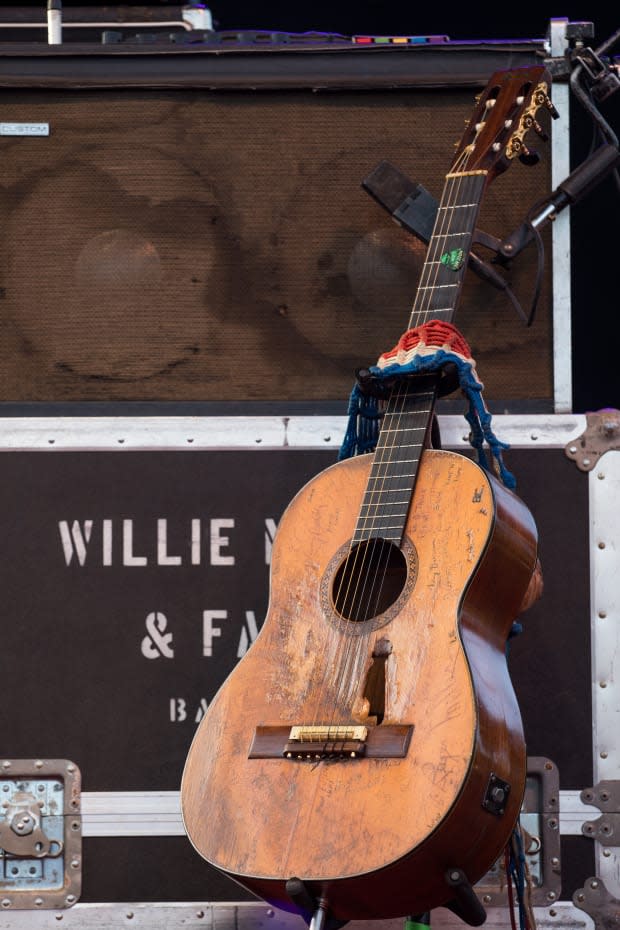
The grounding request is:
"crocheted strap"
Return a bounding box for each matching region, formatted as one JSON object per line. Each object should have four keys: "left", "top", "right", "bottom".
{"left": 377, "top": 321, "right": 475, "bottom": 371}
{"left": 339, "top": 320, "right": 517, "bottom": 490}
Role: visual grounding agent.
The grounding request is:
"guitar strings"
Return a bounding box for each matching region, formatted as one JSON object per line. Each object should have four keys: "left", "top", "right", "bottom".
{"left": 324, "top": 165, "right": 474, "bottom": 731}
{"left": 335, "top": 168, "right": 473, "bottom": 703}
{"left": 317, "top": 157, "right": 485, "bottom": 742}
{"left": 336, "top": 169, "right": 482, "bottom": 716}
{"left": 323, "top": 165, "right": 474, "bottom": 732}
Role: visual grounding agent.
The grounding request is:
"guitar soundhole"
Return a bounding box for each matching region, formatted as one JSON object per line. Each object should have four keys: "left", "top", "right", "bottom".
{"left": 331, "top": 538, "right": 408, "bottom": 624}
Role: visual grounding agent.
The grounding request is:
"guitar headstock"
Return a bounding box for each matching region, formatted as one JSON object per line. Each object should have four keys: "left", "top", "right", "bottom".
{"left": 450, "top": 65, "right": 557, "bottom": 182}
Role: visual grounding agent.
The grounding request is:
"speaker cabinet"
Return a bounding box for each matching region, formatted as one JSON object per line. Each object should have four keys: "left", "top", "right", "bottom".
{"left": 0, "top": 44, "right": 553, "bottom": 407}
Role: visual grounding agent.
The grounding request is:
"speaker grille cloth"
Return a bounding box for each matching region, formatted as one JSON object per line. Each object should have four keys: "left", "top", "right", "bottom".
{"left": 0, "top": 88, "right": 552, "bottom": 403}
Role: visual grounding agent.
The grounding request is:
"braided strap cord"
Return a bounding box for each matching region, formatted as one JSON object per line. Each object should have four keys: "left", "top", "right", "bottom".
{"left": 338, "top": 320, "right": 516, "bottom": 490}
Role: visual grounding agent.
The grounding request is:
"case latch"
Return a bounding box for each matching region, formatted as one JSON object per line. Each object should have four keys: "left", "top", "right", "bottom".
{"left": 0, "top": 759, "right": 81, "bottom": 909}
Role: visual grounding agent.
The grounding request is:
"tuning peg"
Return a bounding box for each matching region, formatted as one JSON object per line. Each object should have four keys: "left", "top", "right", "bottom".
{"left": 518, "top": 145, "right": 540, "bottom": 166}
{"left": 522, "top": 113, "right": 549, "bottom": 142}
{"left": 535, "top": 89, "right": 560, "bottom": 120}
{"left": 531, "top": 118, "right": 549, "bottom": 141}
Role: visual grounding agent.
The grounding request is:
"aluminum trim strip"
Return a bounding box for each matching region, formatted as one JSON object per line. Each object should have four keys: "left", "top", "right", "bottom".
{"left": 589, "top": 450, "right": 620, "bottom": 894}
{"left": 80, "top": 789, "right": 596, "bottom": 837}
{"left": 0, "top": 901, "right": 592, "bottom": 929}
{"left": 0, "top": 414, "right": 586, "bottom": 452}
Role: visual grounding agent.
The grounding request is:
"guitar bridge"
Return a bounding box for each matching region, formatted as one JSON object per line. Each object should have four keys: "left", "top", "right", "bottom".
{"left": 248, "top": 724, "right": 413, "bottom": 761}
{"left": 289, "top": 725, "right": 368, "bottom": 742}
{"left": 285, "top": 726, "right": 368, "bottom": 760}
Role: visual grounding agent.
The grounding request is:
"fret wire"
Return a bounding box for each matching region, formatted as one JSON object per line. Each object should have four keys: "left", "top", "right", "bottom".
{"left": 366, "top": 472, "right": 418, "bottom": 481}
{"left": 359, "top": 501, "right": 412, "bottom": 509}
{"left": 379, "top": 409, "right": 433, "bottom": 420}
{"left": 364, "top": 484, "right": 420, "bottom": 495}
{"left": 373, "top": 443, "right": 422, "bottom": 450}
{"left": 371, "top": 457, "right": 420, "bottom": 467}
{"left": 417, "top": 283, "right": 459, "bottom": 290}
{"left": 358, "top": 512, "right": 409, "bottom": 521}
{"left": 375, "top": 426, "right": 427, "bottom": 435}
{"left": 356, "top": 523, "right": 410, "bottom": 530}
{"left": 437, "top": 203, "right": 479, "bottom": 209}
{"left": 353, "top": 534, "right": 401, "bottom": 543}
{"left": 367, "top": 472, "right": 420, "bottom": 480}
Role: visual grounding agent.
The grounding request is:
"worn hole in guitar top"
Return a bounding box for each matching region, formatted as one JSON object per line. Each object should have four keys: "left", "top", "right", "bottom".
{"left": 331, "top": 538, "right": 408, "bottom": 623}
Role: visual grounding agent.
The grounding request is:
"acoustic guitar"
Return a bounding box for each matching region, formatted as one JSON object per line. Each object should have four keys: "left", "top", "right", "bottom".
{"left": 181, "top": 66, "right": 551, "bottom": 922}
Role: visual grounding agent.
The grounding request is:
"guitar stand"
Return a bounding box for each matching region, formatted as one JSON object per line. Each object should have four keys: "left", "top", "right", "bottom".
{"left": 286, "top": 869, "right": 486, "bottom": 929}
{"left": 444, "top": 868, "right": 487, "bottom": 927}
{"left": 285, "top": 878, "right": 348, "bottom": 930}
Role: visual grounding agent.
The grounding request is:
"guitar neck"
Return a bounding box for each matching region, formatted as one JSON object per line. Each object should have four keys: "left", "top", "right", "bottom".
{"left": 354, "top": 169, "right": 488, "bottom": 545}
{"left": 408, "top": 169, "right": 487, "bottom": 328}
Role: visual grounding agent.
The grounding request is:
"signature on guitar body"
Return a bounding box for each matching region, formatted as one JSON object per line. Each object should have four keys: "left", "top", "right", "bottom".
{"left": 181, "top": 66, "right": 553, "bottom": 921}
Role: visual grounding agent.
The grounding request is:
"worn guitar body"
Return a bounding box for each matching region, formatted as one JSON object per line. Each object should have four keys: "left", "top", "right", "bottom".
{"left": 182, "top": 448, "right": 538, "bottom": 919}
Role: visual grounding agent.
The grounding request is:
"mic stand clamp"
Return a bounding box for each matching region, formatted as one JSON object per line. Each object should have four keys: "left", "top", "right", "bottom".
{"left": 362, "top": 161, "right": 532, "bottom": 325}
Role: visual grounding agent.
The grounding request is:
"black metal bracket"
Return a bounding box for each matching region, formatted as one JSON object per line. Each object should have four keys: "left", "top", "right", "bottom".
{"left": 285, "top": 878, "right": 348, "bottom": 930}
{"left": 444, "top": 868, "right": 487, "bottom": 926}
{"left": 361, "top": 161, "right": 533, "bottom": 326}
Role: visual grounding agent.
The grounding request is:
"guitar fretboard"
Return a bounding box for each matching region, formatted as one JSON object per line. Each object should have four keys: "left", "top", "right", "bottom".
{"left": 353, "top": 386, "right": 436, "bottom": 544}
{"left": 408, "top": 171, "right": 487, "bottom": 327}
{"left": 353, "top": 170, "right": 487, "bottom": 545}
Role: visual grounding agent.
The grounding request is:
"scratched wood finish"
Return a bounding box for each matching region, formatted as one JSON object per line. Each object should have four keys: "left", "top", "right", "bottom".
{"left": 181, "top": 449, "right": 537, "bottom": 919}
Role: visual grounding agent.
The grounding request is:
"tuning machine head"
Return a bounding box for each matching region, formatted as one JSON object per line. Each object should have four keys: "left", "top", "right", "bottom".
{"left": 506, "top": 80, "right": 555, "bottom": 163}
{"left": 534, "top": 87, "right": 560, "bottom": 120}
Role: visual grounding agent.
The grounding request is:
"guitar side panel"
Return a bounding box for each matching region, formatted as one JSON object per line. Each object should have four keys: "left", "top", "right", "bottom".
{"left": 181, "top": 450, "right": 537, "bottom": 919}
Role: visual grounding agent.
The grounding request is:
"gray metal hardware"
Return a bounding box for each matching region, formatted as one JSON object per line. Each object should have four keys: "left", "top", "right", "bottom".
{"left": 581, "top": 782, "right": 620, "bottom": 846}
{"left": 0, "top": 900, "right": 596, "bottom": 930}
{"left": 565, "top": 410, "right": 620, "bottom": 471}
{"left": 574, "top": 877, "right": 620, "bottom": 930}
{"left": 0, "top": 760, "right": 82, "bottom": 910}
{"left": 470, "top": 757, "right": 562, "bottom": 906}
